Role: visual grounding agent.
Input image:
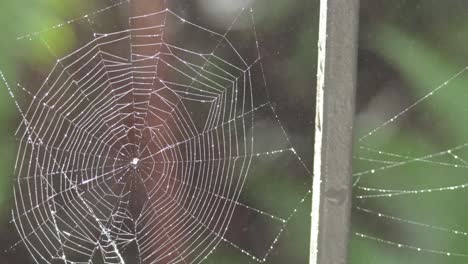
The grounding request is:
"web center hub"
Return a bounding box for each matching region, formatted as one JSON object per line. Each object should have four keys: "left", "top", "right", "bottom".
{"left": 130, "top": 158, "right": 139, "bottom": 169}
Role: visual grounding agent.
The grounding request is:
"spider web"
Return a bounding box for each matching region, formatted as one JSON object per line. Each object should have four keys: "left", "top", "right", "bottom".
{"left": 353, "top": 25, "right": 468, "bottom": 264}
{"left": 1, "top": 0, "right": 314, "bottom": 263}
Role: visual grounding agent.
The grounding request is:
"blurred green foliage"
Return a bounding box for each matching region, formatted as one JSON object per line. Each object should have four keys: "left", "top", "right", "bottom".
{"left": 0, "top": 1, "right": 86, "bottom": 222}
{"left": 351, "top": 1, "right": 468, "bottom": 263}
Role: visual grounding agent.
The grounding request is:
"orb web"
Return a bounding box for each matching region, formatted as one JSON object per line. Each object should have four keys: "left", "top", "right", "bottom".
{"left": 2, "top": 0, "right": 313, "bottom": 263}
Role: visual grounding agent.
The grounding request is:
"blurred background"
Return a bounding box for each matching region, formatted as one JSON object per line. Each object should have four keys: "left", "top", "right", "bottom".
{"left": 352, "top": 1, "right": 468, "bottom": 264}
{"left": 0, "top": 0, "right": 468, "bottom": 263}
